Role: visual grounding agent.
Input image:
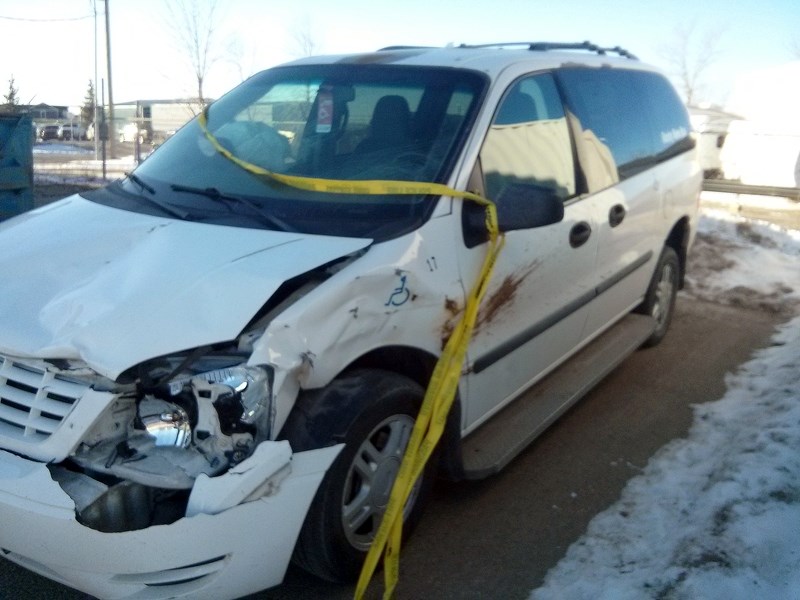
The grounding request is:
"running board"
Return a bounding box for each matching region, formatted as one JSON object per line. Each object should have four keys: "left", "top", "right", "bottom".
{"left": 461, "top": 313, "right": 656, "bottom": 480}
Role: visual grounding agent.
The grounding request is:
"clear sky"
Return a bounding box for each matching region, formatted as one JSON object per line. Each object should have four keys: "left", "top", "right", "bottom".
{"left": 1, "top": 0, "right": 798, "bottom": 111}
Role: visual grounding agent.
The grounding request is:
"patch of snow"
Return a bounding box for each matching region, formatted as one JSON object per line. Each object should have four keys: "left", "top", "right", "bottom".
{"left": 34, "top": 155, "right": 139, "bottom": 181}
{"left": 684, "top": 209, "right": 800, "bottom": 315}
{"left": 32, "top": 142, "right": 93, "bottom": 155}
{"left": 531, "top": 209, "right": 800, "bottom": 600}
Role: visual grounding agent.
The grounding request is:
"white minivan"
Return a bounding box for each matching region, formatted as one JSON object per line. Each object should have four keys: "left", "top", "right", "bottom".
{"left": 0, "top": 42, "right": 700, "bottom": 598}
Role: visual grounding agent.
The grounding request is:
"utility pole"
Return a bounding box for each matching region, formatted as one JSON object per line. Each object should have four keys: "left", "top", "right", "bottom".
{"left": 104, "top": 0, "right": 116, "bottom": 158}
{"left": 92, "top": 0, "right": 99, "bottom": 160}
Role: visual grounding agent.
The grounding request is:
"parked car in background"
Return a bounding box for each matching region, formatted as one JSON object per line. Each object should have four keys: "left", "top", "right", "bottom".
{"left": 37, "top": 124, "right": 60, "bottom": 141}
{"left": 120, "top": 122, "right": 147, "bottom": 143}
{"left": 57, "top": 123, "right": 86, "bottom": 141}
{"left": 0, "top": 41, "right": 700, "bottom": 599}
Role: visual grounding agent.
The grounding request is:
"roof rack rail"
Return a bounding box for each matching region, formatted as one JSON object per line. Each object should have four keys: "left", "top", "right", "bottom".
{"left": 458, "top": 41, "right": 638, "bottom": 60}
{"left": 377, "top": 45, "right": 435, "bottom": 51}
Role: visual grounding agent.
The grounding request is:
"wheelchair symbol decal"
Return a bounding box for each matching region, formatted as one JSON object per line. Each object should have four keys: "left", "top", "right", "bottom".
{"left": 385, "top": 274, "right": 411, "bottom": 307}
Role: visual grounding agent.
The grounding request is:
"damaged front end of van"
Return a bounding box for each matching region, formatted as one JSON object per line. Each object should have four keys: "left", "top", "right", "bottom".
{"left": 0, "top": 57, "right": 488, "bottom": 598}
{"left": 0, "top": 196, "right": 379, "bottom": 599}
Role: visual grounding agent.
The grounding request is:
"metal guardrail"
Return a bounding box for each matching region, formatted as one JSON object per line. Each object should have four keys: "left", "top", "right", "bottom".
{"left": 702, "top": 179, "right": 800, "bottom": 202}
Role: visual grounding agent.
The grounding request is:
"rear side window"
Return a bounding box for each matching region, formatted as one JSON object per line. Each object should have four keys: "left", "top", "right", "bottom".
{"left": 641, "top": 73, "right": 694, "bottom": 160}
{"left": 556, "top": 68, "right": 693, "bottom": 186}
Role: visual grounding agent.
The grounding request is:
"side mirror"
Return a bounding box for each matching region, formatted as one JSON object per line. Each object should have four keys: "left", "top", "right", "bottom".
{"left": 463, "top": 182, "right": 565, "bottom": 246}
{"left": 493, "top": 182, "right": 565, "bottom": 231}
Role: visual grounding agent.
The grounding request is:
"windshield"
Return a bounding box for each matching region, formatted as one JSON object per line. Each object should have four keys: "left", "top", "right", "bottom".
{"left": 88, "top": 64, "right": 486, "bottom": 240}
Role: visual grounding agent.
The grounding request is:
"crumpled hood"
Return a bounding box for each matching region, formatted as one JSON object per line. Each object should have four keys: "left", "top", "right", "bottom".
{"left": 0, "top": 196, "right": 371, "bottom": 379}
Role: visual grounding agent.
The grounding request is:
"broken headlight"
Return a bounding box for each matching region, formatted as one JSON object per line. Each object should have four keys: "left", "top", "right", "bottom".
{"left": 72, "top": 358, "right": 275, "bottom": 490}
{"left": 189, "top": 364, "right": 274, "bottom": 426}
{"left": 61, "top": 358, "right": 277, "bottom": 532}
{"left": 145, "top": 361, "right": 276, "bottom": 457}
{"left": 138, "top": 396, "right": 192, "bottom": 448}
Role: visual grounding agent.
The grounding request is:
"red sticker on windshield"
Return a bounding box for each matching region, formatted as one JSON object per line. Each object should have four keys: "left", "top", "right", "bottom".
{"left": 316, "top": 91, "right": 333, "bottom": 133}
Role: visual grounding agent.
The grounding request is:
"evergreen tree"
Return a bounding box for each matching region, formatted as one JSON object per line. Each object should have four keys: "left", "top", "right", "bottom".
{"left": 81, "top": 80, "right": 96, "bottom": 124}
{"left": 2, "top": 75, "right": 19, "bottom": 111}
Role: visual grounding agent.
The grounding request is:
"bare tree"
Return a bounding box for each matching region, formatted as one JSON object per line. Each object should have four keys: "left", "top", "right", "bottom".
{"left": 224, "top": 35, "right": 262, "bottom": 84}
{"left": 290, "top": 16, "right": 321, "bottom": 58}
{"left": 659, "top": 24, "right": 725, "bottom": 106}
{"left": 164, "top": 0, "right": 221, "bottom": 108}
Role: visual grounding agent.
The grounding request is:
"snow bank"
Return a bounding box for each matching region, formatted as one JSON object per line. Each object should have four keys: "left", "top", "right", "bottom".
{"left": 531, "top": 210, "right": 800, "bottom": 599}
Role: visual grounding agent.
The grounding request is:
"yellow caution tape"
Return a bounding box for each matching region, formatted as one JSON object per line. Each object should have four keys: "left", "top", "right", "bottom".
{"left": 199, "top": 110, "right": 490, "bottom": 202}
{"left": 356, "top": 209, "right": 503, "bottom": 600}
{"left": 197, "top": 109, "right": 504, "bottom": 599}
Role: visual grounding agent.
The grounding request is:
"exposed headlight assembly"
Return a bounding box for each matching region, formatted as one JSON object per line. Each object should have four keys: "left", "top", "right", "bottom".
{"left": 72, "top": 359, "right": 275, "bottom": 491}
{"left": 191, "top": 364, "right": 274, "bottom": 426}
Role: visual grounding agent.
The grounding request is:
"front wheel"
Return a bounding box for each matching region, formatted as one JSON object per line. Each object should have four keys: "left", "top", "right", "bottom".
{"left": 636, "top": 246, "right": 680, "bottom": 347}
{"left": 280, "top": 369, "right": 436, "bottom": 582}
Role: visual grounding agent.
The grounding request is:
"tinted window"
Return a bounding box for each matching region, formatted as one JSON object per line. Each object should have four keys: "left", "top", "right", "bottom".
{"left": 641, "top": 73, "right": 694, "bottom": 159}
{"left": 556, "top": 68, "right": 693, "bottom": 186}
{"left": 480, "top": 73, "right": 576, "bottom": 205}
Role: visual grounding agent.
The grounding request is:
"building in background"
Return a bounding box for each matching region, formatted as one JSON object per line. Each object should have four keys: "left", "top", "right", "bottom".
{"left": 113, "top": 99, "right": 203, "bottom": 144}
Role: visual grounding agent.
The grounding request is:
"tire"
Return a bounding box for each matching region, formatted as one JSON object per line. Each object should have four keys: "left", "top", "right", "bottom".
{"left": 636, "top": 246, "right": 679, "bottom": 348}
{"left": 280, "top": 369, "right": 437, "bottom": 583}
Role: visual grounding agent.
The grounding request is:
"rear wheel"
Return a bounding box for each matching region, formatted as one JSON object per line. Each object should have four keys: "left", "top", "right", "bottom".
{"left": 281, "top": 369, "right": 436, "bottom": 582}
{"left": 636, "top": 246, "right": 679, "bottom": 347}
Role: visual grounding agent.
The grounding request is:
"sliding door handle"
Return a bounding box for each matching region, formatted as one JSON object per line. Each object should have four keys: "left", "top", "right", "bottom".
{"left": 609, "top": 204, "right": 626, "bottom": 227}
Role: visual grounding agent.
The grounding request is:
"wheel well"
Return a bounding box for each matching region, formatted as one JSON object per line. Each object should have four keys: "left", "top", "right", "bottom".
{"left": 665, "top": 217, "right": 691, "bottom": 289}
{"left": 345, "top": 346, "right": 465, "bottom": 480}
{"left": 346, "top": 346, "right": 436, "bottom": 390}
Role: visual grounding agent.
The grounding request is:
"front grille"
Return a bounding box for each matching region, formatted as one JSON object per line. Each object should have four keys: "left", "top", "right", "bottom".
{"left": 0, "top": 356, "right": 88, "bottom": 443}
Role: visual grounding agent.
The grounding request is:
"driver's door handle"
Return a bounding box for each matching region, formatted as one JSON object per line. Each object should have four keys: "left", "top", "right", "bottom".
{"left": 569, "top": 221, "right": 592, "bottom": 248}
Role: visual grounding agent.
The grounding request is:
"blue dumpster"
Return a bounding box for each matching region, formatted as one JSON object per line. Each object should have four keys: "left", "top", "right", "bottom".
{"left": 0, "top": 114, "right": 34, "bottom": 220}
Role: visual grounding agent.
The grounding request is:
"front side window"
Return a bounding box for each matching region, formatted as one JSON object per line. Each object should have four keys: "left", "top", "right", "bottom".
{"left": 480, "top": 73, "right": 576, "bottom": 208}
{"left": 86, "top": 65, "right": 487, "bottom": 240}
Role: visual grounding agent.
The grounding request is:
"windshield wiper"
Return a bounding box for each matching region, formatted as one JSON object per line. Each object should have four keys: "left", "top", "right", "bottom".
{"left": 125, "top": 172, "right": 156, "bottom": 195}
{"left": 115, "top": 178, "right": 191, "bottom": 220}
{"left": 169, "top": 183, "right": 295, "bottom": 232}
{"left": 170, "top": 184, "right": 229, "bottom": 201}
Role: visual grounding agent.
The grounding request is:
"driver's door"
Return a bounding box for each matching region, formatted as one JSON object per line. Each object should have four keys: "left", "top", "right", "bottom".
{"left": 459, "top": 73, "right": 601, "bottom": 431}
